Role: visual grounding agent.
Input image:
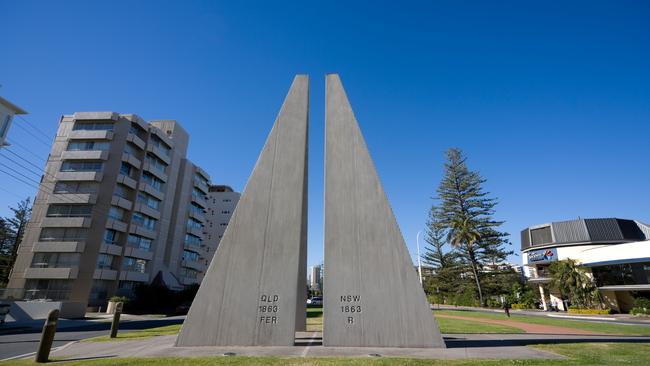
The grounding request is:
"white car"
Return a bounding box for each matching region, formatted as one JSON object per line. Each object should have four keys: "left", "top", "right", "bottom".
{"left": 307, "top": 297, "right": 323, "bottom": 306}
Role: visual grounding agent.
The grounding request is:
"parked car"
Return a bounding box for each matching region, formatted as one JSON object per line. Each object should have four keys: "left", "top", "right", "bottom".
{"left": 307, "top": 296, "right": 323, "bottom": 306}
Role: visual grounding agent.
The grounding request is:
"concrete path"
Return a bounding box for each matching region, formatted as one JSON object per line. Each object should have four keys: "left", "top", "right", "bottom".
{"left": 52, "top": 333, "right": 566, "bottom": 360}
{"left": 436, "top": 314, "right": 607, "bottom": 335}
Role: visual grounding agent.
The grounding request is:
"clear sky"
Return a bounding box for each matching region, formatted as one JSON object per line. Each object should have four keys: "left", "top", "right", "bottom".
{"left": 1, "top": 1, "right": 649, "bottom": 268}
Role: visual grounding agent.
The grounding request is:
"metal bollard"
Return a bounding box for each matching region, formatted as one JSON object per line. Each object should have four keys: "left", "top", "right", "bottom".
{"left": 35, "top": 309, "right": 59, "bottom": 363}
{"left": 109, "top": 302, "right": 123, "bottom": 338}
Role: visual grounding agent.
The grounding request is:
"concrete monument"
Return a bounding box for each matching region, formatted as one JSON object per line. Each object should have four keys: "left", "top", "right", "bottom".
{"left": 323, "top": 74, "right": 445, "bottom": 348}
{"left": 176, "top": 75, "right": 309, "bottom": 346}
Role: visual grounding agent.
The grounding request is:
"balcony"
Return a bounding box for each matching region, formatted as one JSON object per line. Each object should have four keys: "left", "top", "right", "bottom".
{"left": 100, "top": 243, "right": 123, "bottom": 256}
{"left": 188, "top": 209, "right": 206, "bottom": 222}
{"left": 180, "top": 276, "right": 199, "bottom": 286}
{"left": 106, "top": 218, "right": 128, "bottom": 233}
{"left": 42, "top": 217, "right": 92, "bottom": 228}
{"left": 117, "top": 173, "right": 138, "bottom": 189}
{"left": 111, "top": 195, "right": 133, "bottom": 211}
{"left": 181, "top": 259, "right": 206, "bottom": 272}
{"left": 123, "top": 246, "right": 154, "bottom": 261}
{"left": 193, "top": 178, "right": 209, "bottom": 194}
{"left": 93, "top": 269, "right": 118, "bottom": 280}
{"left": 55, "top": 171, "right": 103, "bottom": 182}
{"left": 146, "top": 144, "right": 171, "bottom": 165}
{"left": 139, "top": 182, "right": 164, "bottom": 201}
{"left": 129, "top": 225, "right": 157, "bottom": 240}
{"left": 34, "top": 241, "right": 85, "bottom": 253}
{"left": 68, "top": 130, "right": 114, "bottom": 140}
{"left": 186, "top": 225, "right": 203, "bottom": 237}
{"left": 119, "top": 271, "right": 149, "bottom": 282}
{"left": 61, "top": 150, "right": 109, "bottom": 161}
{"left": 49, "top": 193, "right": 97, "bottom": 205}
{"left": 133, "top": 203, "right": 161, "bottom": 220}
{"left": 191, "top": 194, "right": 208, "bottom": 208}
{"left": 24, "top": 267, "right": 79, "bottom": 279}
{"left": 142, "top": 162, "right": 168, "bottom": 182}
{"left": 121, "top": 152, "right": 142, "bottom": 169}
{"left": 126, "top": 132, "right": 146, "bottom": 150}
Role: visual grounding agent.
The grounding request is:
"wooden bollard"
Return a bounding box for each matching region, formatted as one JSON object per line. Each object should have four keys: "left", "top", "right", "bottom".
{"left": 35, "top": 309, "right": 59, "bottom": 363}
{"left": 109, "top": 302, "right": 123, "bottom": 338}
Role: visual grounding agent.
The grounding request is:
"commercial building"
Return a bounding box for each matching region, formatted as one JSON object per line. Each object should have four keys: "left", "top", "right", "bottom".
{"left": 309, "top": 264, "right": 322, "bottom": 293}
{"left": 522, "top": 218, "right": 650, "bottom": 312}
{"left": 5, "top": 112, "right": 213, "bottom": 317}
{"left": 0, "top": 96, "right": 28, "bottom": 148}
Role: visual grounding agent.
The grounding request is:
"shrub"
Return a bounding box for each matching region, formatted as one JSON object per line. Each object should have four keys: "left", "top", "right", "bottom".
{"left": 567, "top": 307, "right": 612, "bottom": 315}
{"left": 108, "top": 296, "right": 130, "bottom": 304}
{"left": 630, "top": 297, "right": 650, "bottom": 316}
{"left": 511, "top": 303, "right": 534, "bottom": 310}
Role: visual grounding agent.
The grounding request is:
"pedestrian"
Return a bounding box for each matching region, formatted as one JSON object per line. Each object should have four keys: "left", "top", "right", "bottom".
{"left": 503, "top": 301, "right": 511, "bottom": 318}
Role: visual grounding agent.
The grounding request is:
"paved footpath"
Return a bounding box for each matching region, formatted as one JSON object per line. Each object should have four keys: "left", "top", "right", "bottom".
{"left": 436, "top": 314, "right": 607, "bottom": 335}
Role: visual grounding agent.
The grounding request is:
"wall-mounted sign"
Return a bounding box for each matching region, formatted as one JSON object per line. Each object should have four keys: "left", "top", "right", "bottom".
{"left": 527, "top": 248, "right": 557, "bottom": 264}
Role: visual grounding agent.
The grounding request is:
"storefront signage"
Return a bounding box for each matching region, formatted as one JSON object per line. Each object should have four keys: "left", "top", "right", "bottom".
{"left": 528, "top": 248, "right": 557, "bottom": 264}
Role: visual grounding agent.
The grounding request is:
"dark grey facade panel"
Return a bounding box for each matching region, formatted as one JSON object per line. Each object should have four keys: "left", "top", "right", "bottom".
{"left": 617, "top": 219, "right": 646, "bottom": 240}
{"left": 530, "top": 226, "right": 552, "bottom": 246}
{"left": 552, "top": 219, "right": 589, "bottom": 244}
{"left": 520, "top": 229, "right": 531, "bottom": 251}
{"left": 636, "top": 221, "right": 650, "bottom": 239}
{"left": 585, "top": 218, "right": 624, "bottom": 242}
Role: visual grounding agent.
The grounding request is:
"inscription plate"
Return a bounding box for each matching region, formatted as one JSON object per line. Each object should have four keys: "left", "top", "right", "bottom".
{"left": 339, "top": 294, "right": 362, "bottom": 324}
{"left": 258, "top": 294, "right": 280, "bottom": 324}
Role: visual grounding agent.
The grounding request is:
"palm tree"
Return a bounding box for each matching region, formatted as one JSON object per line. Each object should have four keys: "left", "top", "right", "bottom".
{"left": 448, "top": 216, "right": 485, "bottom": 307}
{"left": 548, "top": 259, "right": 599, "bottom": 309}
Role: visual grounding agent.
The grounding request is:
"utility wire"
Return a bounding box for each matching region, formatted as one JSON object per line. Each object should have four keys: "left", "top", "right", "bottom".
{"left": 1, "top": 148, "right": 48, "bottom": 177}
{"left": 16, "top": 115, "right": 54, "bottom": 141}
{"left": 11, "top": 121, "right": 52, "bottom": 147}
{"left": 5, "top": 138, "right": 48, "bottom": 164}
{"left": 0, "top": 185, "right": 27, "bottom": 200}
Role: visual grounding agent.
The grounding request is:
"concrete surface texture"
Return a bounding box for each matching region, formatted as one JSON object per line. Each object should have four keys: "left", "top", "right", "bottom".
{"left": 323, "top": 74, "right": 445, "bottom": 348}
{"left": 175, "top": 75, "right": 309, "bottom": 346}
{"left": 50, "top": 333, "right": 576, "bottom": 360}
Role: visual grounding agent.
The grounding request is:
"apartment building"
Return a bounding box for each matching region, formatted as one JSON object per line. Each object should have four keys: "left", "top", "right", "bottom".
{"left": 203, "top": 185, "right": 240, "bottom": 281}
{"left": 6, "top": 112, "right": 211, "bottom": 317}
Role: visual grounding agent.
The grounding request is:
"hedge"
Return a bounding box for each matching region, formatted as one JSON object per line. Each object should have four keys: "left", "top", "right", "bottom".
{"left": 567, "top": 307, "right": 612, "bottom": 315}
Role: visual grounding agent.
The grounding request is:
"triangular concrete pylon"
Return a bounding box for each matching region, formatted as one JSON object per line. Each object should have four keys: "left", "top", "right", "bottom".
{"left": 176, "top": 75, "right": 309, "bottom": 346}
{"left": 323, "top": 74, "right": 445, "bottom": 348}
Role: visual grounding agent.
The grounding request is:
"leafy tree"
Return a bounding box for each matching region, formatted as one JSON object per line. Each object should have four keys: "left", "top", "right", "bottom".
{"left": 548, "top": 259, "right": 601, "bottom": 309}
{"left": 428, "top": 148, "right": 512, "bottom": 307}
{"left": 0, "top": 198, "right": 32, "bottom": 286}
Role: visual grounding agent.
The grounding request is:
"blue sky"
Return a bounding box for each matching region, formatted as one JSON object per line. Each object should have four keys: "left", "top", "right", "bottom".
{"left": 1, "top": 1, "right": 649, "bottom": 268}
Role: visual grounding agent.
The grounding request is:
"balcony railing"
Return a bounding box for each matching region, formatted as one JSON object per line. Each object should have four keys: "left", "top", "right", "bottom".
{"left": 0, "top": 288, "right": 71, "bottom": 301}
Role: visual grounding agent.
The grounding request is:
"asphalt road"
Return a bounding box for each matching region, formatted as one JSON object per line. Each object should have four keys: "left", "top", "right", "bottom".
{"left": 0, "top": 317, "right": 184, "bottom": 361}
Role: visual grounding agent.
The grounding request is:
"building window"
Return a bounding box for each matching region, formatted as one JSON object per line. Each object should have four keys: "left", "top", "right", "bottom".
{"left": 113, "top": 184, "right": 133, "bottom": 200}
{"left": 46, "top": 204, "right": 92, "bottom": 218}
{"left": 182, "top": 250, "right": 200, "bottom": 262}
{"left": 67, "top": 140, "right": 110, "bottom": 151}
{"left": 137, "top": 192, "right": 160, "bottom": 210}
{"left": 122, "top": 257, "right": 147, "bottom": 273}
{"left": 24, "top": 279, "right": 72, "bottom": 301}
{"left": 96, "top": 254, "right": 114, "bottom": 269}
{"left": 186, "top": 217, "right": 202, "bottom": 230}
{"left": 142, "top": 172, "right": 163, "bottom": 191}
{"left": 132, "top": 212, "right": 157, "bottom": 230}
{"left": 184, "top": 233, "right": 201, "bottom": 246}
{"left": 60, "top": 161, "right": 103, "bottom": 172}
{"left": 89, "top": 280, "right": 111, "bottom": 301}
{"left": 72, "top": 122, "right": 114, "bottom": 131}
{"left": 223, "top": 199, "right": 231, "bottom": 202}
{"left": 149, "top": 134, "right": 171, "bottom": 156}
{"left": 179, "top": 268, "right": 198, "bottom": 279}
{"left": 31, "top": 253, "right": 80, "bottom": 268}
{"left": 39, "top": 228, "right": 87, "bottom": 242}
{"left": 120, "top": 162, "right": 137, "bottom": 178}
{"left": 145, "top": 152, "right": 167, "bottom": 172}
{"left": 104, "top": 229, "right": 119, "bottom": 245}
{"left": 129, "top": 124, "right": 147, "bottom": 140}
{"left": 127, "top": 234, "right": 152, "bottom": 251}
{"left": 53, "top": 181, "right": 97, "bottom": 194}
{"left": 108, "top": 206, "right": 126, "bottom": 221}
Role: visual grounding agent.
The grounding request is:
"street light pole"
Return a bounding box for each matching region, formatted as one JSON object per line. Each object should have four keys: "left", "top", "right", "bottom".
{"left": 416, "top": 230, "right": 423, "bottom": 285}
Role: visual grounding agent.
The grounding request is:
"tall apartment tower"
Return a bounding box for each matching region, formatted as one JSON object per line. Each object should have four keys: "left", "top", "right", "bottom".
{"left": 7, "top": 112, "right": 210, "bottom": 317}
{"left": 202, "top": 185, "right": 239, "bottom": 281}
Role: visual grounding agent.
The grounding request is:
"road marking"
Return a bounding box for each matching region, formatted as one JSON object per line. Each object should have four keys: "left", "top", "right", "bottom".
{"left": 300, "top": 332, "right": 318, "bottom": 357}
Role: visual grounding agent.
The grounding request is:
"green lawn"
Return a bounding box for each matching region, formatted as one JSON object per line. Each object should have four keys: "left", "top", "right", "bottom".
{"left": 82, "top": 324, "right": 181, "bottom": 342}
{"left": 307, "top": 307, "right": 323, "bottom": 332}
{"left": 4, "top": 343, "right": 650, "bottom": 366}
{"left": 434, "top": 309, "right": 650, "bottom": 336}
{"left": 436, "top": 316, "right": 523, "bottom": 333}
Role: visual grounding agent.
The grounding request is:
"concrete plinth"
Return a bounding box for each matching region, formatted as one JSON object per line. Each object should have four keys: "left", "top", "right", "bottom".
{"left": 176, "top": 75, "right": 309, "bottom": 346}
{"left": 323, "top": 74, "right": 445, "bottom": 348}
